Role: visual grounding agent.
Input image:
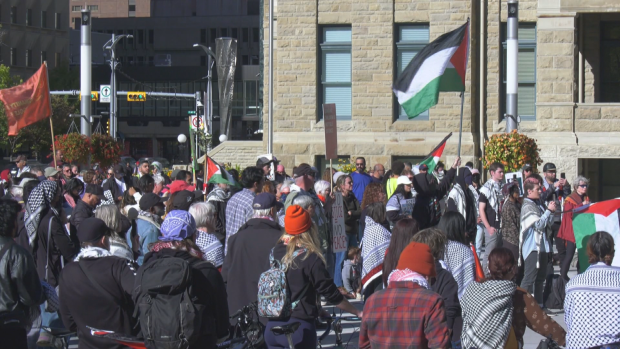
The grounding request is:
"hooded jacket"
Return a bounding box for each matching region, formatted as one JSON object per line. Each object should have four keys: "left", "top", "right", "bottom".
{"left": 412, "top": 168, "right": 456, "bottom": 229}
{"left": 447, "top": 167, "right": 478, "bottom": 237}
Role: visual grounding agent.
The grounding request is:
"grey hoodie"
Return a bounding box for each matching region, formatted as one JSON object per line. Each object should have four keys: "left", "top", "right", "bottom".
{"left": 342, "top": 259, "right": 361, "bottom": 293}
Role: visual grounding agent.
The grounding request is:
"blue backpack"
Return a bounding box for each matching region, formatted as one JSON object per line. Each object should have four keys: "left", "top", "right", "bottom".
{"left": 257, "top": 247, "right": 308, "bottom": 319}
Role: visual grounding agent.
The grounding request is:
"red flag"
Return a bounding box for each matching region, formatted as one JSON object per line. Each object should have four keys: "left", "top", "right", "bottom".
{"left": 470, "top": 243, "right": 485, "bottom": 282}
{"left": 0, "top": 64, "right": 52, "bottom": 136}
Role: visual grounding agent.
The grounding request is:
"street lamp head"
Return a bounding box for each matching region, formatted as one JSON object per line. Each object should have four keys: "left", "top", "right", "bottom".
{"left": 177, "top": 134, "right": 187, "bottom": 144}
{"left": 219, "top": 134, "right": 228, "bottom": 143}
{"left": 193, "top": 44, "right": 200, "bottom": 47}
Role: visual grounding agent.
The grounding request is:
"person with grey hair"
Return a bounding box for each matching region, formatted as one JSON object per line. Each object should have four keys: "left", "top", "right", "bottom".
{"left": 314, "top": 180, "right": 331, "bottom": 202}
{"left": 222, "top": 192, "right": 283, "bottom": 326}
{"left": 94, "top": 204, "right": 134, "bottom": 261}
{"left": 153, "top": 174, "right": 166, "bottom": 196}
{"left": 557, "top": 175, "right": 591, "bottom": 281}
{"left": 189, "top": 202, "right": 224, "bottom": 268}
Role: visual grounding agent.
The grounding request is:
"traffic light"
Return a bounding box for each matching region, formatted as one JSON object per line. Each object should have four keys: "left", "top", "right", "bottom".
{"left": 106, "top": 119, "right": 110, "bottom": 134}
{"left": 78, "top": 92, "right": 99, "bottom": 101}
{"left": 127, "top": 92, "right": 147, "bottom": 102}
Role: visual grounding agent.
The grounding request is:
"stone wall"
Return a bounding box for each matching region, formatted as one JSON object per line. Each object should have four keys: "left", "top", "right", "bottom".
{"left": 208, "top": 141, "right": 264, "bottom": 168}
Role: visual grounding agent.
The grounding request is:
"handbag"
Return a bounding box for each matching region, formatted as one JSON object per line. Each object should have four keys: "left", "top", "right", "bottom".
{"left": 43, "top": 217, "right": 62, "bottom": 313}
{"left": 536, "top": 337, "right": 562, "bottom": 349}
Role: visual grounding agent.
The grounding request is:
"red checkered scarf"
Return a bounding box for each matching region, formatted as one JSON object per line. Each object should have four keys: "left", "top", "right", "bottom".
{"left": 387, "top": 269, "right": 429, "bottom": 289}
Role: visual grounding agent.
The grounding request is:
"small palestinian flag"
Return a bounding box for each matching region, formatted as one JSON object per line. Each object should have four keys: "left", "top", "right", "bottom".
{"left": 572, "top": 198, "right": 620, "bottom": 271}
{"left": 394, "top": 21, "right": 469, "bottom": 118}
{"left": 206, "top": 156, "right": 235, "bottom": 186}
{"left": 419, "top": 133, "right": 452, "bottom": 173}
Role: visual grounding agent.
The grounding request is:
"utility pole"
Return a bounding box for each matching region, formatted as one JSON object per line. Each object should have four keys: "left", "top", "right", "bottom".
{"left": 267, "top": 0, "right": 274, "bottom": 154}
{"left": 104, "top": 33, "right": 132, "bottom": 139}
{"left": 506, "top": 0, "right": 519, "bottom": 133}
{"left": 80, "top": 10, "right": 92, "bottom": 137}
{"left": 192, "top": 44, "right": 216, "bottom": 153}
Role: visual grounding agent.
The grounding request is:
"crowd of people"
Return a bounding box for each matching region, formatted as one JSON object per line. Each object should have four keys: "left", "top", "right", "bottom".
{"left": 0, "top": 151, "right": 618, "bottom": 349}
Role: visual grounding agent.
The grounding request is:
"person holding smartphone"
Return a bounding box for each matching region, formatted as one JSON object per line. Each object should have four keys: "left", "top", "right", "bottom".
{"left": 540, "top": 163, "right": 571, "bottom": 265}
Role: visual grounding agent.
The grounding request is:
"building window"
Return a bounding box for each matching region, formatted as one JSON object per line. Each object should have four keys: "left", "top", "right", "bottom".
{"left": 221, "top": 28, "right": 228, "bottom": 37}
{"left": 200, "top": 29, "right": 206, "bottom": 44}
{"left": 73, "top": 17, "right": 81, "bottom": 28}
{"left": 315, "top": 155, "right": 350, "bottom": 176}
{"left": 251, "top": 55, "right": 259, "bottom": 65}
{"left": 137, "top": 56, "right": 144, "bottom": 66}
{"left": 395, "top": 25, "right": 430, "bottom": 121}
{"left": 26, "top": 9, "right": 32, "bottom": 25}
{"left": 10, "top": 48, "right": 16, "bottom": 66}
{"left": 41, "top": 51, "right": 47, "bottom": 65}
{"left": 148, "top": 29, "right": 154, "bottom": 44}
{"left": 55, "top": 13, "right": 61, "bottom": 29}
{"left": 137, "top": 29, "right": 144, "bottom": 44}
{"left": 26, "top": 49, "right": 32, "bottom": 67}
{"left": 127, "top": 29, "right": 134, "bottom": 46}
{"left": 148, "top": 56, "right": 154, "bottom": 66}
{"left": 242, "top": 28, "right": 249, "bottom": 43}
{"left": 320, "top": 27, "right": 352, "bottom": 120}
{"left": 242, "top": 55, "right": 249, "bottom": 65}
{"left": 232, "top": 28, "right": 238, "bottom": 40}
{"left": 245, "top": 80, "right": 258, "bottom": 116}
{"left": 601, "top": 22, "right": 620, "bottom": 102}
{"left": 252, "top": 28, "right": 259, "bottom": 43}
{"left": 87, "top": 5, "right": 98, "bottom": 11}
{"left": 247, "top": 0, "right": 260, "bottom": 15}
{"left": 72, "top": 6, "right": 82, "bottom": 12}
{"left": 501, "top": 23, "right": 536, "bottom": 120}
{"left": 41, "top": 11, "right": 47, "bottom": 28}
{"left": 210, "top": 28, "right": 217, "bottom": 44}
{"left": 10, "top": 6, "right": 17, "bottom": 24}
{"left": 128, "top": 4, "right": 136, "bottom": 17}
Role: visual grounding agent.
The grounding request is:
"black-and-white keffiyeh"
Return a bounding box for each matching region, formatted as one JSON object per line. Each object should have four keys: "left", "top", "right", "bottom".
{"left": 97, "top": 190, "right": 116, "bottom": 208}
{"left": 565, "top": 263, "right": 620, "bottom": 349}
{"left": 207, "top": 186, "right": 231, "bottom": 203}
{"left": 443, "top": 240, "right": 475, "bottom": 299}
{"left": 196, "top": 230, "right": 224, "bottom": 267}
{"left": 460, "top": 280, "right": 517, "bottom": 349}
{"left": 519, "top": 198, "right": 544, "bottom": 268}
{"left": 74, "top": 246, "right": 112, "bottom": 261}
{"left": 361, "top": 216, "right": 391, "bottom": 290}
{"left": 24, "top": 180, "right": 60, "bottom": 246}
{"left": 109, "top": 235, "right": 134, "bottom": 261}
{"left": 479, "top": 179, "right": 503, "bottom": 217}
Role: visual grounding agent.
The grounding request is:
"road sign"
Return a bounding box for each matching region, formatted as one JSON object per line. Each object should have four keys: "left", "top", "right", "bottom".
{"left": 190, "top": 115, "right": 204, "bottom": 130}
{"left": 100, "top": 85, "right": 111, "bottom": 103}
{"left": 78, "top": 92, "right": 99, "bottom": 101}
{"left": 188, "top": 110, "right": 196, "bottom": 115}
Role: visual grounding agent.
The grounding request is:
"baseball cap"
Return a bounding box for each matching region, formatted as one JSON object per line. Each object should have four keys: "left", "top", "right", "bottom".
{"left": 293, "top": 163, "right": 314, "bottom": 178}
{"left": 113, "top": 164, "right": 125, "bottom": 175}
{"left": 85, "top": 184, "right": 105, "bottom": 200}
{"left": 256, "top": 157, "right": 273, "bottom": 168}
{"left": 419, "top": 164, "right": 429, "bottom": 172}
{"left": 543, "top": 163, "right": 556, "bottom": 172}
{"left": 333, "top": 171, "right": 345, "bottom": 183}
{"left": 139, "top": 193, "right": 165, "bottom": 211}
{"left": 172, "top": 190, "right": 196, "bottom": 211}
{"left": 77, "top": 218, "right": 109, "bottom": 243}
{"left": 44, "top": 167, "right": 59, "bottom": 177}
{"left": 168, "top": 180, "right": 196, "bottom": 195}
{"left": 396, "top": 176, "right": 413, "bottom": 186}
{"left": 14, "top": 155, "right": 27, "bottom": 162}
{"left": 252, "top": 192, "right": 284, "bottom": 210}
{"left": 522, "top": 163, "right": 533, "bottom": 171}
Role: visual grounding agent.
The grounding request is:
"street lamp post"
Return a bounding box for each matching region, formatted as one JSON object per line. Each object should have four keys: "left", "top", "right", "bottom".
{"left": 177, "top": 134, "right": 187, "bottom": 164}
{"left": 193, "top": 44, "right": 216, "bottom": 152}
{"left": 104, "top": 34, "right": 133, "bottom": 140}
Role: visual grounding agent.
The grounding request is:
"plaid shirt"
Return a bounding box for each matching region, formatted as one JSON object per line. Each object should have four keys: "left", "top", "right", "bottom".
{"left": 360, "top": 281, "right": 450, "bottom": 349}
{"left": 224, "top": 188, "right": 256, "bottom": 255}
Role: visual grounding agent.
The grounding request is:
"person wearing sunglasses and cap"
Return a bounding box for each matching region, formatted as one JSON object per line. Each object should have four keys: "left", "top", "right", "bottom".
{"left": 557, "top": 176, "right": 590, "bottom": 281}
{"left": 540, "top": 163, "right": 571, "bottom": 267}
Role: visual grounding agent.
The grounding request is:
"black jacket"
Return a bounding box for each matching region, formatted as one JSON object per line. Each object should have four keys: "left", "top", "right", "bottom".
{"left": 210, "top": 199, "right": 227, "bottom": 245}
{"left": 342, "top": 192, "right": 361, "bottom": 235}
{"left": 69, "top": 199, "right": 94, "bottom": 232}
{"left": 140, "top": 249, "right": 229, "bottom": 348}
{"left": 271, "top": 241, "right": 344, "bottom": 321}
{"left": 0, "top": 237, "right": 44, "bottom": 325}
{"left": 431, "top": 260, "right": 463, "bottom": 342}
{"left": 102, "top": 178, "right": 126, "bottom": 203}
{"left": 413, "top": 168, "right": 456, "bottom": 229}
{"left": 541, "top": 178, "right": 571, "bottom": 202}
{"left": 447, "top": 167, "right": 478, "bottom": 237}
{"left": 33, "top": 210, "right": 80, "bottom": 287}
{"left": 221, "top": 218, "right": 282, "bottom": 325}
{"left": 59, "top": 255, "right": 138, "bottom": 349}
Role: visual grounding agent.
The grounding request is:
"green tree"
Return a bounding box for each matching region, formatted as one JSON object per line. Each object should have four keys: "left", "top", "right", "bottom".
{"left": 0, "top": 64, "right": 24, "bottom": 155}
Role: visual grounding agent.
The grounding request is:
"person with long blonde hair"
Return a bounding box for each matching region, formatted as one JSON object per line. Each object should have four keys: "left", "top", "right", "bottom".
{"left": 265, "top": 205, "right": 361, "bottom": 349}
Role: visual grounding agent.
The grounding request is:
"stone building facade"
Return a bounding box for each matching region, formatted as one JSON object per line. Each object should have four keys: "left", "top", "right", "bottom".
{"left": 207, "top": 0, "right": 620, "bottom": 202}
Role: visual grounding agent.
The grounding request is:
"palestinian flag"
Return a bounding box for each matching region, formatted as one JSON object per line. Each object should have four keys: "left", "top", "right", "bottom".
{"left": 394, "top": 21, "right": 469, "bottom": 118}
{"left": 419, "top": 133, "right": 452, "bottom": 173}
{"left": 572, "top": 198, "right": 620, "bottom": 271}
{"left": 206, "top": 156, "right": 235, "bottom": 186}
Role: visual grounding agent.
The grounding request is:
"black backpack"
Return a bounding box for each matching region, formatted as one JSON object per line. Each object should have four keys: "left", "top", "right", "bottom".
{"left": 544, "top": 274, "right": 567, "bottom": 310}
{"left": 133, "top": 256, "right": 207, "bottom": 349}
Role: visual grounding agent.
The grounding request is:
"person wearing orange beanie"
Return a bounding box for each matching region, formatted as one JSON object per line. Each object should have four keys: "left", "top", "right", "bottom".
{"left": 360, "top": 241, "right": 450, "bottom": 349}
{"left": 284, "top": 205, "right": 312, "bottom": 235}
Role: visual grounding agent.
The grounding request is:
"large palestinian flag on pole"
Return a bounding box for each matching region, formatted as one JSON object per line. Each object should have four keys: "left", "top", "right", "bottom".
{"left": 393, "top": 21, "right": 469, "bottom": 118}
{"left": 205, "top": 156, "right": 236, "bottom": 186}
{"left": 572, "top": 198, "right": 620, "bottom": 272}
{"left": 419, "top": 133, "right": 452, "bottom": 173}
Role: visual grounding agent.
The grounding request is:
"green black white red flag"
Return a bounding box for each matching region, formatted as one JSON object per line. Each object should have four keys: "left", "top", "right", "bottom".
{"left": 393, "top": 21, "right": 469, "bottom": 118}
{"left": 419, "top": 133, "right": 452, "bottom": 173}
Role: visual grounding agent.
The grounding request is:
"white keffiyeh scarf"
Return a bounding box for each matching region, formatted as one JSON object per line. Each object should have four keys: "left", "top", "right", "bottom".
{"left": 195, "top": 230, "right": 224, "bottom": 267}
{"left": 519, "top": 198, "right": 544, "bottom": 268}
{"left": 461, "top": 280, "right": 517, "bottom": 349}
{"left": 565, "top": 264, "right": 620, "bottom": 349}
{"left": 479, "top": 179, "right": 502, "bottom": 217}
{"left": 387, "top": 269, "right": 429, "bottom": 289}
{"left": 74, "top": 246, "right": 112, "bottom": 261}
{"left": 443, "top": 240, "right": 475, "bottom": 299}
{"left": 24, "top": 181, "right": 60, "bottom": 247}
{"left": 361, "top": 216, "right": 391, "bottom": 290}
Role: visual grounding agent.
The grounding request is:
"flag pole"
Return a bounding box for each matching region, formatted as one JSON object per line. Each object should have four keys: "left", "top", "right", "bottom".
{"left": 203, "top": 156, "right": 208, "bottom": 201}
{"left": 457, "top": 19, "right": 471, "bottom": 175}
{"left": 45, "top": 62, "right": 58, "bottom": 168}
